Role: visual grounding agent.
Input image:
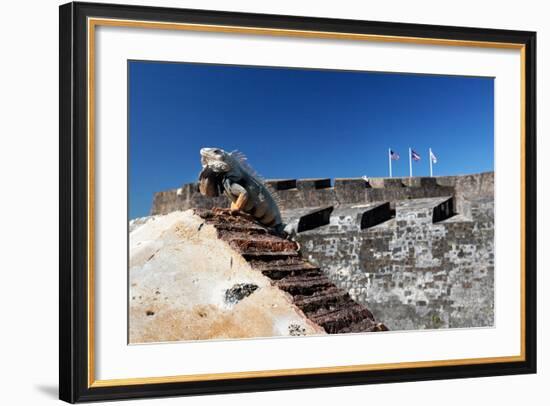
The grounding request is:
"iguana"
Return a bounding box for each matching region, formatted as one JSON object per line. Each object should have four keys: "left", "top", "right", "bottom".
{"left": 198, "top": 147, "right": 293, "bottom": 237}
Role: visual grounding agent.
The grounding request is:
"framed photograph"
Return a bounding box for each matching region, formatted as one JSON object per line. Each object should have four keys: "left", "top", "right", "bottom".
{"left": 59, "top": 1, "right": 536, "bottom": 403}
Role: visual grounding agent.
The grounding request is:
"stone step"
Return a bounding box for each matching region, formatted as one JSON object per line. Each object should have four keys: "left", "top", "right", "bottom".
{"left": 223, "top": 233, "right": 299, "bottom": 255}
{"left": 241, "top": 251, "right": 299, "bottom": 260}
{"left": 196, "top": 208, "right": 270, "bottom": 233}
{"left": 230, "top": 243, "right": 299, "bottom": 255}
{"left": 293, "top": 288, "right": 350, "bottom": 313}
{"left": 255, "top": 261, "right": 321, "bottom": 280}
{"left": 308, "top": 303, "right": 374, "bottom": 334}
{"left": 275, "top": 275, "right": 334, "bottom": 295}
{"left": 249, "top": 257, "right": 312, "bottom": 271}
{"left": 214, "top": 223, "right": 267, "bottom": 234}
{"left": 262, "top": 268, "right": 321, "bottom": 280}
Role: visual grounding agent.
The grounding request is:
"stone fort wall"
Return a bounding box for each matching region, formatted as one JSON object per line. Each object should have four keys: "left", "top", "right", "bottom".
{"left": 149, "top": 172, "right": 494, "bottom": 331}
{"left": 151, "top": 172, "right": 494, "bottom": 215}
{"left": 297, "top": 196, "right": 494, "bottom": 330}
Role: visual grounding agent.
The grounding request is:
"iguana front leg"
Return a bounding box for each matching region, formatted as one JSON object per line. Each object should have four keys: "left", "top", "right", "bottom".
{"left": 231, "top": 194, "right": 248, "bottom": 213}
{"left": 226, "top": 182, "right": 249, "bottom": 214}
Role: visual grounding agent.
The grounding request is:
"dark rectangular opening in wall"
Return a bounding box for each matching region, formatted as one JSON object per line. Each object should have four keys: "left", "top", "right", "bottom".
{"left": 432, "top": 197, "right": 455, "bottom": 223}
{"left": 360, "top": 202, "right": 392, "bottom": 229}
{"left": 297, "top": 206, "right": 334, "bottom": 233}
{"left": 268, "top": 179, "right": 297, "bottom": 191}
{"left": 312, "top": 178, "right": 331, "bottom": 189}
{"left": 296, "top": 178, "right": 332, "bottom": 191}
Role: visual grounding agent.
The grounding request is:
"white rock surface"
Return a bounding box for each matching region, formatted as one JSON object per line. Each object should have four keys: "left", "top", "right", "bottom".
{"left": 129, "top": 210, "right": 324, "bottom": 343}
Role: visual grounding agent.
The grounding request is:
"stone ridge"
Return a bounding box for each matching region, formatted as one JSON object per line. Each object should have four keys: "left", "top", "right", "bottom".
{"left": 150, "top": 172, "right": 494, "bottom": 215}
{"left": 195, "top": 208, "right": 388, "bottom": 334}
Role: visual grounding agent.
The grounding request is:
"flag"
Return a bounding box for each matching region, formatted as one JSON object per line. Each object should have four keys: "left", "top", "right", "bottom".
{"left": 411, "top": 149, "right": 421, "bottom": 161}
{"left": 430, "top": 149, "right": 437, "bottom": 164}
{"left": 390, "top": 150, "right": 400, "bottom": 160}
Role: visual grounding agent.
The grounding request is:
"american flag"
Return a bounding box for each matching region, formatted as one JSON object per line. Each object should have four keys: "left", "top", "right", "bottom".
{"left": 390, "top": 150, "right": 400, "bottom": 160}
{"left": 411, "top": 149, "right": 421, "bottom": 161}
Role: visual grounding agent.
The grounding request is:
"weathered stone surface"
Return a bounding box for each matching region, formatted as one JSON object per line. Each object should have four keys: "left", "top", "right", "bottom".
{"left": 129, "top": 211, "right": 324, "bottom": 343}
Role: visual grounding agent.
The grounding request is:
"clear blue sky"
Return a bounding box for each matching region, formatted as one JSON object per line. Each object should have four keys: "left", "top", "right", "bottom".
{"left": 129, "top": 61, "right": 494, "bottom": 219}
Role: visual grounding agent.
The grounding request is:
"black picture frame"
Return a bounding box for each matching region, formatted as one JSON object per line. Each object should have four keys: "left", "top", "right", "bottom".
{"left": 59, "top": 1, "right": 537, "bottom": 403}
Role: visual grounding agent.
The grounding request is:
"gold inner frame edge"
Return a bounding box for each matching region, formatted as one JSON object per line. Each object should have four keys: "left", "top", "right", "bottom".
{"left": 86, "top": 17, "right": 527, "bottom": 388}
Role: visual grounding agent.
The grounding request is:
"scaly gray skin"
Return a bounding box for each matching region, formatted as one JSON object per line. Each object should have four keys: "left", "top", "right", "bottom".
{"left": 199, "top": 148, "right": 288, "bottom": 234}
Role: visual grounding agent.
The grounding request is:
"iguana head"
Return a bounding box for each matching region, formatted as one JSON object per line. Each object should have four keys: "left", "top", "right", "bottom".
{"left": 200, "top": 147, "right": 233, "bottom": 173}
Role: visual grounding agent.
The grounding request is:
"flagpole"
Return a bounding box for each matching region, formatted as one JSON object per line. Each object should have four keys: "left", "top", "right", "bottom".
{"left": 409, "top": 147, "right": 412, "bottom": 177}
{"left": 429, "top": 147, "right": 433, "bottom": 177}
{"left": 388, "top": 148, "right": 392, "bottom": 178}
